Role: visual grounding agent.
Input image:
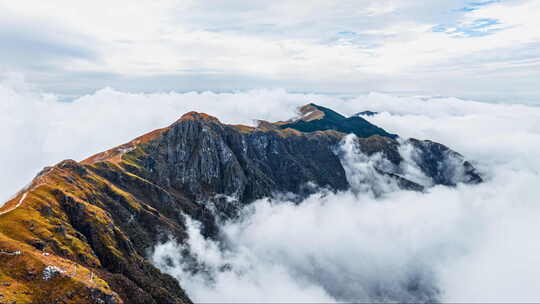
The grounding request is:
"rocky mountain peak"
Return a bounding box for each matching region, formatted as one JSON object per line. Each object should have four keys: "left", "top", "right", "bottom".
{"left": 296, "top": 103, "right": 326, "bottom": 122}
{"left": 278, "top": 103, "right": 397, "bottom": 139}
{"left": 175, "top": 111, "right": 221, "bottom": 125}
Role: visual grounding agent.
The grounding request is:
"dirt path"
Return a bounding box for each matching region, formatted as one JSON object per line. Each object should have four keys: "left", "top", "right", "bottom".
{"left": 0, "top": 191, "right": 29, "bottom": 216}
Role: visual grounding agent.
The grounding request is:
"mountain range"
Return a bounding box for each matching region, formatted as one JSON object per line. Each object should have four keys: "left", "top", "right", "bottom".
{"left": 0, "top": 103, "right": 481, "bottom": 303}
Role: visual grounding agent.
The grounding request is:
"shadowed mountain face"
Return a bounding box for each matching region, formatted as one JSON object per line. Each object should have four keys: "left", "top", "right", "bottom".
{"left": 0, "top": 104, "right": 481, "bottom": 303}
{"left": 279, "top": 103, "right": 398, "bottom": 139}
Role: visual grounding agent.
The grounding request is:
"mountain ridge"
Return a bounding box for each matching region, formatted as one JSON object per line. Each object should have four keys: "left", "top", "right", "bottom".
{"left": 278, "top": 103, "right": 398, "bottom": 139}
{"left": 0, "top": 104, "right": 481, "bottom": 303}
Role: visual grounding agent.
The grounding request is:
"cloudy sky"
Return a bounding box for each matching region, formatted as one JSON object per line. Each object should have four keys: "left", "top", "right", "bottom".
{"left": 1, "top": 0, "right": 539, "bottom": 103}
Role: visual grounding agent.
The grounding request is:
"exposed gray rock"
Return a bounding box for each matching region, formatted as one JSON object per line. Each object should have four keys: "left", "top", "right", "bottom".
{"left": 133, "top": 113, "right": 348, "bottom": 216}
{"left": 42, "top": 265, "right": 65, "bottom": 280}
{"left": 114, "top": 109, "right": 481, "bottom": 217}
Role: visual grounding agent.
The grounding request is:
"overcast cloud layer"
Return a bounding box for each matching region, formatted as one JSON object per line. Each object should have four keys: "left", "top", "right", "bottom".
{"left": 0, "top": 0, "right": 539, "bottom": 103}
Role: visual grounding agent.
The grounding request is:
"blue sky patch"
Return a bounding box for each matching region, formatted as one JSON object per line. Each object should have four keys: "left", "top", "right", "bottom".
{"left": 456, "top": 7, "right": 478, "bottom": 12}
{"left": 456, "top": 0, "right": 501, "bottom": 13}
{"left": 469, "top": 0, "right": 501, "bottom": 6}
{"left": 433, "top": 18, "right": 503, "bottom": 38}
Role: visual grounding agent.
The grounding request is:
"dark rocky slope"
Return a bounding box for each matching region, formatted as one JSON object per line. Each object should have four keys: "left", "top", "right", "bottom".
{"left": 0, "top": 104, "right": 481, "bottom": 303}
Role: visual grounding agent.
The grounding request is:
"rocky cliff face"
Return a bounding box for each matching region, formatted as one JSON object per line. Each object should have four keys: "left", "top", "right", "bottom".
{"left": 0, "top": 104, "right": 481, "bottom": 304}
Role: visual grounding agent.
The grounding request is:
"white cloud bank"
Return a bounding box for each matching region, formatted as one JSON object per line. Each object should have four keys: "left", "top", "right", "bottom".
{"left": 2, "top": 77, "right": 540, "bottom": 302}
{"left": 153, "top": 174, "right": 540, "bottom": 302}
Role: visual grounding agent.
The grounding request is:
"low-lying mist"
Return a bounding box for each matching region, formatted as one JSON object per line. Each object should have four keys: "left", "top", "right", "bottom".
{"left": 151, "top": 134, "right": 540, "bottom": 302}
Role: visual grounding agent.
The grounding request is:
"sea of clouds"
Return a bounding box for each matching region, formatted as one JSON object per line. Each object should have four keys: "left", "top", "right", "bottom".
{"left": 2, "top": 75, "right": 540, "bottom": 302}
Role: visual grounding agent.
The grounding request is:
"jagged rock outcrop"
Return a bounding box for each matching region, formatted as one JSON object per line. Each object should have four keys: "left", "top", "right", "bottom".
{"left": 406, "top": 138, "right": 482, "bottom": 185}
{"left": 0, "top": 104, "right": 482, "bottom": 303}
{"left": 354, "top": 110, "right": 379, "bottom": 117}
{"left": 127, "top": 112, "right": 349, "bottom": 210}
